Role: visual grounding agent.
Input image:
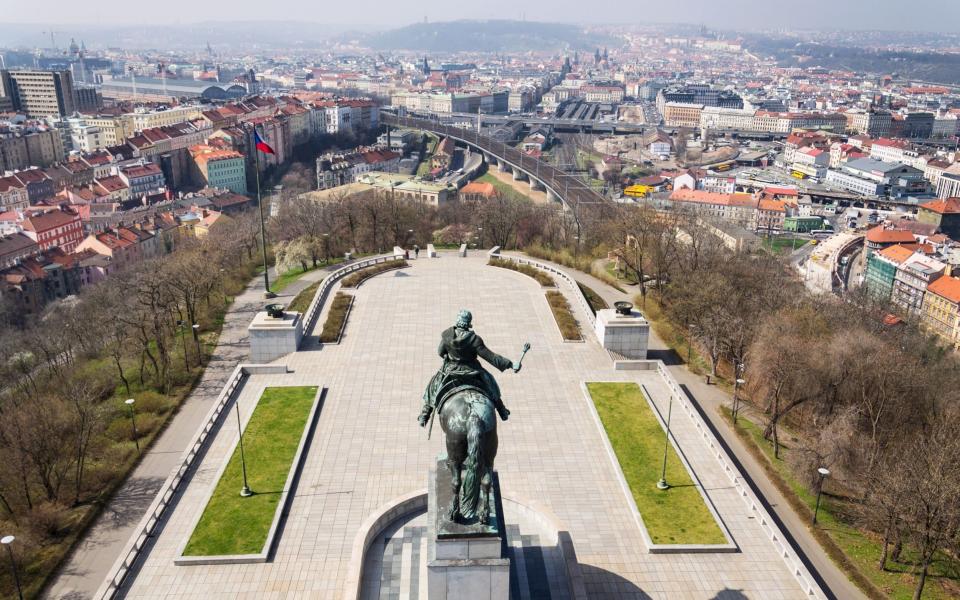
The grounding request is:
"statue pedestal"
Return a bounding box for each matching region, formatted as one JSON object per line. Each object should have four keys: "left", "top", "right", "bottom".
{"left": 248, "top": 310, "right": 303, "bottom": 362}
{"left": 595, "top": 308, "right": 649, "bottom": 359}
{"left": 427, "top": 459, "right": 510, "bottom": 600}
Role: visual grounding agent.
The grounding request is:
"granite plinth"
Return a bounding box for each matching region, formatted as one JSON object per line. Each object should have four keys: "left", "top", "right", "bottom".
{"left": 427, "top": 460, "right": 509, "bottom": 600}
{"left": 595, "top": 308, "right": 649, "bottom": 360}
{"left": 248, "top": 310, "right": 303, "bottom": 363}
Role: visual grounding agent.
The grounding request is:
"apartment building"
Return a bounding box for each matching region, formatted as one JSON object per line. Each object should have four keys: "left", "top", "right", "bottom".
{"left": 921, "top": 275, "right": 960, "bottom": 348}
{"left": 892, "top": 253, "right": 947, "bottom": 315}
{"left": 0, "top": 69, "right": 76, "bottom": 117}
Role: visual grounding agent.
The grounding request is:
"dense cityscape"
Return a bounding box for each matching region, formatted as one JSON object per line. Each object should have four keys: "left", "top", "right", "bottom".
{"left": 1, "top": 8, "right": 960, "bottom": 600}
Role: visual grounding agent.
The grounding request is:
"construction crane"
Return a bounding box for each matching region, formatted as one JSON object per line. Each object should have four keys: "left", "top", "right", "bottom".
{"left": 42, "top": 30, "right": 65, "bottom": 51}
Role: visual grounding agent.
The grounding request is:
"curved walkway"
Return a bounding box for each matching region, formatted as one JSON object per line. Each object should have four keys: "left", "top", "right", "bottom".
{"left": 506, "top": 252, "right": 866, "bottom": 600}
{"left": 44, "top": 267, "right": 330, "bottom": 600}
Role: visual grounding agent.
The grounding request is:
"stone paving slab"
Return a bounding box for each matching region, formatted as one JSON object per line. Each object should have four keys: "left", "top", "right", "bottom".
{"left": 120, "top": 254, "right": 811, "bottom": 599}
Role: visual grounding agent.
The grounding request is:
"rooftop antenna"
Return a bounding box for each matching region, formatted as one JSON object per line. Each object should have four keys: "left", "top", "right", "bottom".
{"left": 42, "top": 29, "right": 64, "bottom": 51}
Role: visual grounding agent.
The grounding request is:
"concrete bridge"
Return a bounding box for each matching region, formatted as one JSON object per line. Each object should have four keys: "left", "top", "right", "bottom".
{"left": 383, "top": 113, "right": 612, "bottom": 223}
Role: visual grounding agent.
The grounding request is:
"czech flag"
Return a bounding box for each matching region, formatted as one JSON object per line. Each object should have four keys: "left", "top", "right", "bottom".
{"left": 254, "top": 129, "right": 275, "bottom": 155}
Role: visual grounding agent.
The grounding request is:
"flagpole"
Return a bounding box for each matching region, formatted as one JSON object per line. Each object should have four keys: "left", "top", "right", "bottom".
{"left": 254, "top": 128, "right": 275, "bottom": 299}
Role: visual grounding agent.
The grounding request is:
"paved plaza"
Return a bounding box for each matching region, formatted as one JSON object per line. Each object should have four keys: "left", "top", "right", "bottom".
{"left": 118, "top": 254, "right": 817, "bottom": 599}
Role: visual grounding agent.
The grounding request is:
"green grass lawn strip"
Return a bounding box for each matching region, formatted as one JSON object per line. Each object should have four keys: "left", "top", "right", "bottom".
{"left": 588, "top": 382, "right": 727, "bottom": 545}
{"left": 183, "top": 386, "right": 319, "bottom": 556}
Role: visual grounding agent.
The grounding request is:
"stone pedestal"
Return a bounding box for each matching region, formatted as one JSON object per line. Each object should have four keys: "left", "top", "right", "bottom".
{"left": 427, "top": 459, "right": 509, "bottom": 600}
{"left": 248, "top": 310, "right": 303, "bottom": 362}
{"left": 595, "top": 308, "right": 649, "bottom": 359}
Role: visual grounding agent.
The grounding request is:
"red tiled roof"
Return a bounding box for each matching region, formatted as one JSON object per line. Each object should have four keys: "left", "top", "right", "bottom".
{"left": 876, "top": 244, "right": 914, "bottom": 264}
{"left": 927, "top": 276, "right": 960, "bottom": 304}
{"left": 920, "top": 197, "right": 960, "bottom": 215}
{"left": 866, "top": 225, "right": 916, "bottom": 244}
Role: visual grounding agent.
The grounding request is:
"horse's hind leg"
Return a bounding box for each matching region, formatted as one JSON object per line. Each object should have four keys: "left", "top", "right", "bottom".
{"left": 445, "top": 457, "right": 462, "bottom": 523}
{"left": 478, "top": 467, "right": 492, "bottom": 524}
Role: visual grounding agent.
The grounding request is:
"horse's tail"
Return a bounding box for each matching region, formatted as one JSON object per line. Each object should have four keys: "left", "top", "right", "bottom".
{"left": 459, "top": 411, "right": 484, "bottom": 518}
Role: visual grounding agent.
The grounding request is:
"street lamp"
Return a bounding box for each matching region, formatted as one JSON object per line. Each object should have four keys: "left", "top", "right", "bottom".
{"left": 235, "top": 398, "right": 252, "bottom": 497}
{"left": 733, "top": 377, "right": 746, "bottom": 425}
{"left": 176, "top": 320, "right": 189, "bottom": 369}
{"left": 813, "top": 467, "right": 830, "bottom": 524}
{"left": 656, "top": 393, "right": 675, "bottom": 490}
{"left": 192, "top": 324, "right": 201, "bottom": 363}
{"left": 1, "top": 535, "right": 23, "bottom": 600}
{"left": 125, "top": 399, "right": 139, "bottom": 454}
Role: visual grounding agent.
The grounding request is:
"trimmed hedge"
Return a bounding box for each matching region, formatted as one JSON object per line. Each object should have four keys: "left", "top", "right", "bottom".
{"left": 320, "top": 292, "right": 353, "bottom": 343}
{"left": 341, "top": 259, "right": 406, "bottom": 288}
{"left": 546, "top": 290, "right": 582, "bottom": 341}
{"left": 488, "top": 257, "right": 556, "bottom": 287}
{"left": 577, "top": 281, "right": 608, "bottom": 314}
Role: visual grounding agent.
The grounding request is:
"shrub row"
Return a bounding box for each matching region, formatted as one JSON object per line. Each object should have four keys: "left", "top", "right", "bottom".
{"left": 577, "top": 281, "right": 608, "bottom": 314}
{"left": 546, "top": 290, "right": 582, "bottom": 341}
{"left": 340, "top": 259, "right": 407, "bottom": 288}
{"left": 523, "top": 243, "right": 625, "bottom": 292}
{"left": 319, "top": 292, "right": 353, "bottom": 343}
{"left": 488, "top": 257, "right": 556, "bottom": 287}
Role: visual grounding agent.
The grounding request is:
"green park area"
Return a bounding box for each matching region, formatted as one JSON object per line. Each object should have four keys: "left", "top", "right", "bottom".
{"left": 725, "top": 408, "right": 960, "bottom": 600}
{"left": 183, "top": 386, "right": 319, "bottom": 556}
{"left": 762, "top": 236, "right": 809, "bottom": 254}
{"left": 588, "top": 382, "right": 726, "bottom": 545}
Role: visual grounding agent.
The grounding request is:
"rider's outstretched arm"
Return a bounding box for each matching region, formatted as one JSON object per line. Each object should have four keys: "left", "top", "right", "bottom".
{"left": 475, "top": 335, "right": 513, "bottom": 372}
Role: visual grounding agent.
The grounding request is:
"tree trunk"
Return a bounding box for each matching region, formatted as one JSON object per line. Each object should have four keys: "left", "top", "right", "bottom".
{"left": 913, "top": 558, "right": 929, "bottom": 600}
{"left": 114, "top": 353, "right": 130, "bottom": 395}
{"left": 878, "top": 524, "right": 890, "bottom": 571}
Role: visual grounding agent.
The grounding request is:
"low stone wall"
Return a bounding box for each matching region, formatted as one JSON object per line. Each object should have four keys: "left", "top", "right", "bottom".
{"left": 94, "top": 364, "right": 290, "bottom": 600}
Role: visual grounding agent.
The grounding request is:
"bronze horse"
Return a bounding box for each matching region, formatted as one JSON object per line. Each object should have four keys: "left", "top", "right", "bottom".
{"left": 437, "top": 386, "right": 498, "bottom": 524}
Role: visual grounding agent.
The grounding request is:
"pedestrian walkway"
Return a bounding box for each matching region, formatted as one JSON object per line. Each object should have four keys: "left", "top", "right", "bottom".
{"left": 44, "top": 267, "right": 330, "bottom": 600}
{"left": 117, "top": 254, "right": 817, "bottom": 599}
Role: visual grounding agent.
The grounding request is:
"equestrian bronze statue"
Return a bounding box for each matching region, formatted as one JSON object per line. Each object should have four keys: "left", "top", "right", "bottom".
{"left": 418, "top": 309, "right": 529, "bottom": 524}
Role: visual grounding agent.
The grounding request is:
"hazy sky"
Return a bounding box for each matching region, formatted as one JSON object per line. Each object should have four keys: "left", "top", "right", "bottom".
{"left": 6, "top": 0, "right": 960, "bottom": 32}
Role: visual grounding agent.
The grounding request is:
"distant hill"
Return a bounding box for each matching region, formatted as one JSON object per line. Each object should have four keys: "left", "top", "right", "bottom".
{"left": 745, "top": 36, "right": 960, "bottom": 86}
{"left": 367, "top": 20, "right": 609, "bottom": 53}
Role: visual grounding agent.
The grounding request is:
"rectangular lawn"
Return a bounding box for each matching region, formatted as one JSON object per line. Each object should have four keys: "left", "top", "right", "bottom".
{"left": 183, "top": 385, "right": 319, "bottom": 556}
{"left": 588, "top": 382, "right": 727, "bottom": 545}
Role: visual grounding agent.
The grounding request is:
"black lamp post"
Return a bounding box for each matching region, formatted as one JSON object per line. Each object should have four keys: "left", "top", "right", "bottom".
{"left": 125, "top": 398, "right": 139, "bottom": 454}
{"left": 1, "top": 535, "right": 23, "bottom": 600}
{"left": 813, "top": 467, "right": 830, "bottom": 524}
{"left": 235, "top": 398, "right": 252, "bottom": 497}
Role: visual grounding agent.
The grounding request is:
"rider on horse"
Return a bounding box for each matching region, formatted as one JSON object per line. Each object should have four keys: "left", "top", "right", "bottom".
{"left": 418, "top": 310, "right": 519, "bottom": 428}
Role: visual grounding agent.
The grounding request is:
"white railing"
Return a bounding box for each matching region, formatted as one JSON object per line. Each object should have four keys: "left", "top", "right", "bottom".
{"left": 300, "top": 254, "right": 399, "bottom": 340}
{"left": 653, "top": 362, "right": 827, "bottom": 599}
{"left": 94, "top": 363, "right": 288, "bottom": 600}
{"left": 488, "top": 249, "right": 597, "bottom": 329}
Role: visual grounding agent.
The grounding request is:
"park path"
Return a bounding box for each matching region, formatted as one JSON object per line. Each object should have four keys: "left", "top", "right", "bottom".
{"left": 504, "top": 251, "right": 867, "bottom": 600}
{"left": 44, "top": 267, "right": 329, "bottom": 600}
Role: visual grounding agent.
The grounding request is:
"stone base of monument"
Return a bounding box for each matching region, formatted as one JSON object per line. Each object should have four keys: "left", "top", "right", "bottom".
{"left": 595, "top": 307, "right": 649, "bottom": 360}
{"left": 427, "top": 458, "right": 510, "bottom": 600}
{"left": 248, "top": 310, "right": 303, "bottom": 363}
